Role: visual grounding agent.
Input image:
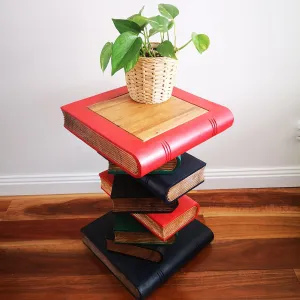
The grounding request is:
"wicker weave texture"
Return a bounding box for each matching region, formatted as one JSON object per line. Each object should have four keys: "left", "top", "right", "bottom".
{"left": 63, "top": 112, "right": 138, "bottom": 175}
{"left": 125, "top": 56, "right": 178, "bottom": 104}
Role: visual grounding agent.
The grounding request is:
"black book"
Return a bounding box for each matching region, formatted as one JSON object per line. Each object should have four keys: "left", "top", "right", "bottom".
{"left": 81, "top": 211, "right": 214, "bottom": 299}
{"left": 110, "top": 174, "right": 178, "bottom": 213}
{"left": 132, "top": 153, "right": 206, "bottom": 203}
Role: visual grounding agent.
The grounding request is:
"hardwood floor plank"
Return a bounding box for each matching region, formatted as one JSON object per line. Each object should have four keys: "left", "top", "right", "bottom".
{"left": 295, "top": 269, "right": 300, "bottom": 283}
{"left": 0, "top": 218, "right": 94, "bottom": 241}
{"left": 1, "top": 238, "right": 299, "bottom": 277}
{"left": 190, "top": 188, "right": 300, "bottom": 217}
{"left": 0, "top": 275, "right": 131, "bottom": 300}
{"left": 0, "top": 239, "right": 109, "bottom": 276}
{"left": 182, "top": 238, "right": 300, "bottom": 272}
{"left": 0, "top": 189, "right": 299, "bottom": 299}
{"left": 153, "top": 269, "right": 300, "bottom": 299}
{"left": 1, "top": 270, "right": 299, "bottom": 300}
{"left": 0, "top": 200, "right": 11, "bottom": 220}
{"left": 4, "top": 194, "right": 111, "bottom": 220}
{"left": 189, "top": 188, "right": 300, "bottom": 206}
{"left": 205, "top": 216, "right": 300, "bottom": 240}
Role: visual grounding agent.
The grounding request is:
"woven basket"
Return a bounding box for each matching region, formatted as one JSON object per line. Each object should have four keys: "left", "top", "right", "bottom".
{"left": 125, "top": 47, "right": 178, "bottom": 104}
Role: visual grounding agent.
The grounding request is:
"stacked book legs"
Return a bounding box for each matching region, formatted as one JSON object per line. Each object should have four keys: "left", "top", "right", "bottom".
{"left": 81, "top": 153, "right": 214, "bottom": 299}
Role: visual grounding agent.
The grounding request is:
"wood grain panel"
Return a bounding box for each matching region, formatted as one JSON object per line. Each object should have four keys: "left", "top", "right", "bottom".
{"left": 4, "top": 194, "right": 111, "bottom": 220}
{"left": 1, "top": 188, "right": 300, "bottom": 299}
{"left": 1, "top": 270, "right": 299, "bottom": 300}
{"left": 0, "top": 240, "right": 107, "bottom": 276}
{"left": 89, "top": 94, "right": 207, "bottom": 141}
{"left": 153, "top": 270, "right": 300, "bottom": 299}
{"left": 2, "top": 238, "right": 299, "bottom": 277}
{"left": 0, "top": 200, "right": 11, "bottom": 220}
{"left": 295, "top": 269, "right": 300, "bottom": 283}
{"left": 182, "top": 238, "right": 300, "bottom": 272}
{"left": 0, "top": 275, "right": 131, "bottom": 300}
{"left": 191, "top": 188, "right": 300, "bottom": 217}
{"left": 205, "top": 216, "right": 300, "bottom": 240}
{"left": 0, "top": 218, "right": 94, "bottom": 241}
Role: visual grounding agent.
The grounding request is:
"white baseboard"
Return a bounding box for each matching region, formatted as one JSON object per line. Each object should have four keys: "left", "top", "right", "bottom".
{"left": 0, "top": 167, "right": 299, "bottom": 196}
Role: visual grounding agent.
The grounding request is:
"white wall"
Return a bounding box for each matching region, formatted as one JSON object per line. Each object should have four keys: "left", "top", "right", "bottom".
{"left": 0, "top": 0, "right": 299, "bottom": 195}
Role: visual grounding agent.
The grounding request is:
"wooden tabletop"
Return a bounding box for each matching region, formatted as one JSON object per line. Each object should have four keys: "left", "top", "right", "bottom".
{"left": 1, "top": 188, "right": 300, "bottom": 299}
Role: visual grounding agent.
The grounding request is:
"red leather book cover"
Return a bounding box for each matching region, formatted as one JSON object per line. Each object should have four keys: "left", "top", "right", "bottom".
{"left": 62, "top": 86, "right": 233, "bottom": 178}
{"left": 132, "top": 195, "right": 200, "bottom": 241}
{"left": 99, "top": 170, "right": 114, "bottom": 196}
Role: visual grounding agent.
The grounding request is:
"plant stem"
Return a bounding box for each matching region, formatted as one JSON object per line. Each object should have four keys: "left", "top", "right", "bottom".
{"left": 145, "top": 28, "right": 154, "bottom": 57}
{"left": 176, "top": 39, "right": 192, "bottom": 52}
{"left": 173, "top": 21, "right": 176, "bottom": 47}
{"left": 160, "top": 32, "right": 163, "bottom": 43}
{"left": 167, "top": 31, "right": 169, "bottom": 40}
{"left": 143, "top": 29, "right": 153, "bottom": 57}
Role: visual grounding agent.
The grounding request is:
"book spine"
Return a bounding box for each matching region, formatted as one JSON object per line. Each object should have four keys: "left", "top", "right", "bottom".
{"left": 137, "top": 177, "right": 168, "bottom": 203}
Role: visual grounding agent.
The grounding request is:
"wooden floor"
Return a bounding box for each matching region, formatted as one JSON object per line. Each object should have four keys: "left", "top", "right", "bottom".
{"left": 0, "top": 188, "right": 300, "bottom": 299}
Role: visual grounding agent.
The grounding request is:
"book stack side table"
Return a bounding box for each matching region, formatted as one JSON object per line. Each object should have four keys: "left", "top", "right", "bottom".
{"left": 61, "top": 86, "right": 234, "bottom": 298}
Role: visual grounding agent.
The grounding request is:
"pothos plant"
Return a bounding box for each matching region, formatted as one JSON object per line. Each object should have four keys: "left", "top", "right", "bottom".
{"left": 100, "top": 4, "right": 210, "bottom": 75}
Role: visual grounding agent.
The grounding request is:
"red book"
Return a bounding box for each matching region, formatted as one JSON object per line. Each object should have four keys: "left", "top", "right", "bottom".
{"left": 62, "top": 86, "right": 233, "bottom": 178}
{"left": 132, "top": 196, "right": 200, "bottom": 241}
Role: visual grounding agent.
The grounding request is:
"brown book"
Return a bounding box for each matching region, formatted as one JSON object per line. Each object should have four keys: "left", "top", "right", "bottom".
{"left": 113, "top": 213, "right": 175, "bottom": 245}
{"left": 114, "top": 231, "right": 175, "bottom": 245}
{"left": 106, "top": 239, "right": 164, "bottom": 262}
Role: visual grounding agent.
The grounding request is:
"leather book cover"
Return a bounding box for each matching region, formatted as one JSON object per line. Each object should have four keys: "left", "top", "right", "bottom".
{"left": 136, "top": 153, "right": 206, "bottom": 203}
{"left": 114, "top": 213, "right": 175, "bottom": 245}
{"left": 81, "top": 211, "right": 214, "bottom": 299}
{"left": 106, "top": 239, "right": 166, "bottom": 262}
{"left": 108, "top": 156, "right": 182, "bottom": 175}
{"left": 61, "top": 86, "right": 233, "bottom": 178}
{"left": 132, "top": 195, "right": 200, "bottom": 241}
{"left": 99, "top": 171, "right": 178, "bottom": 213}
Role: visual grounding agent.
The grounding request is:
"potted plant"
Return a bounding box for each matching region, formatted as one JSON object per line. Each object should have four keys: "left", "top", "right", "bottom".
{"left": 100, "top": 4, "right": 210, "bottom": 104}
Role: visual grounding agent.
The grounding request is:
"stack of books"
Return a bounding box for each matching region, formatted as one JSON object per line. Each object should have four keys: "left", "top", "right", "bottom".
{"left": 61, "top": 86, "right": 233, "bottom": 298}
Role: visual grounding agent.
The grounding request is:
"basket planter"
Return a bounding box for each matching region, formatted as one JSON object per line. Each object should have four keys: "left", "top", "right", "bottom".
{"left": 125, "top": 56, "right": 178, "bottom": 104}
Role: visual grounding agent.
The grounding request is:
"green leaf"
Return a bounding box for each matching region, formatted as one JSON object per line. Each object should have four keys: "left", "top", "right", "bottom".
{"left": 112, "top": 19, "right": 141, "bottom": 34}
{"left": 156, "top": 40, "right": 177, "bottom": 59}
{"left": 111, "top": 32, "right": 142, "bottom": 75}
{"left": 158, "top": 4, "right": 179, "bottom": 19}
{"left": 100, "top": 42, "right": 113, "bottom": 72}
{"left": 128, "top": 14, "right": 148, "bottom": 29}
{"left": 138, "top": 5, "right": 145, "bottom": 15}
{"left": 168, "top": 20, "right": 174, "bottom": 30}
{"left": 149, "top": 28, "right": 159, "bottom": 37}
{"left": 125, "top": 51, "right": 139, "bottom": 72}
{"left": 148, "top": 15, "right": 169, "bottom": 32}
{"left": 192, "top": 33, "right": 210, "bottom": 54}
